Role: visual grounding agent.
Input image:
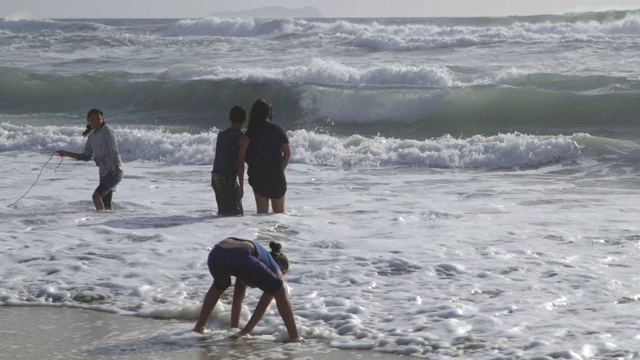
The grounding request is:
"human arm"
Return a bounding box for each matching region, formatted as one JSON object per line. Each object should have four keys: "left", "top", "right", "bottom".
{"left": 236, "top": 135, "right": 249, "bottom": 199}
{"left": 277, "top": 123, "right": 291, "bottom": 170}
{"left": 238, "top": 291, "right": 274, "bottom": 336}
{"left": 56, "top": 150, "right": 79, "bottom": 160}
{"left": 281, "top": 143, "right": 291, "bottom": 170}
{"left": 193, "top": 284, "right": 225, "bottom": 333}
{"left": 231, "top": 279, "right": 247, "bottom": 328}
{"left": 239, "top": 270, "right": 302, "bottom": 342}
{"left": 57, "top": 134, "right": 95, "bottom": 161}
{"left": 105, "top": 127, "right": 123, "bottom": 173}
{"left": 273, "top": 282, "right": 302, "bottom": 342}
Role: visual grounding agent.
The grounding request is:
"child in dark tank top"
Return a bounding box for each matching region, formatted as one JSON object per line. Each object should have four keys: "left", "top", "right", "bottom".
{"left": 211, "top": 105, "right": 249, "bottom": 216}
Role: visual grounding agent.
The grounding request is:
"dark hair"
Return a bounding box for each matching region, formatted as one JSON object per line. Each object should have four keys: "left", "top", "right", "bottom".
{"left": 269, "top": 241, "right": 289, "bottom": 275}
{"left": 83, "top": 108, "right": 104, "bottom": 136}
{"left": 87, "top": 108, "right": 104, "bottom": 118}
{"left": 229, "top": 105, "right": 246, "bottom": 124}
{"left": 82, "top": 124, "right": 92, "bottom": 137}
{"left": 247, "top": 99, "right": 273, "bottom": 142}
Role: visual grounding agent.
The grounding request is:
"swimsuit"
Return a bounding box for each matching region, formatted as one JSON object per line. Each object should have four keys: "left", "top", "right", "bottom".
{"left": 207, "top": 240, "right": 282, "bottom": 294}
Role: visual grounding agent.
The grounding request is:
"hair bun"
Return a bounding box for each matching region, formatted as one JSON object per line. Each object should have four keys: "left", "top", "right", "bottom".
{"left": 269, "top": 241, "right": 282, "bottom": 253}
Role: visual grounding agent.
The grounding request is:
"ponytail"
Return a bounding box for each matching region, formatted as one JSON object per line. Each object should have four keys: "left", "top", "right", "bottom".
{"left": 82, "top": 124, "right": 92, "bottom": 137}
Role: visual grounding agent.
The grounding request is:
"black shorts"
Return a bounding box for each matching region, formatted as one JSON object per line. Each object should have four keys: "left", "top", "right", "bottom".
{"left": 208, "top": 245, "right": 283, "bottom": 294}
{"left": 248, "top": 165, "right": 287, "bottom": 199}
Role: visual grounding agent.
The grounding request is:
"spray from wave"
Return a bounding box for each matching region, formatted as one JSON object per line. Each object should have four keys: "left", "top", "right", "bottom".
{"left": 0, "top": 123, "right": 591, "bottom": 169}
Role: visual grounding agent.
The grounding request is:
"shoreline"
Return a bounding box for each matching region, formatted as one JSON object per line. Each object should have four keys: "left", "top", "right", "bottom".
{"left": 0, "top": 305, "right": 406, "bottom": 359}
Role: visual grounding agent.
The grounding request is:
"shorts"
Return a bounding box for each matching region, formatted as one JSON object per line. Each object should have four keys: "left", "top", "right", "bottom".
{"left": 248, "top": 165, "right": 286, "bottom": 199}
{"left": 207, "top": 245, "right": 283, "bottom": 294}
{"left": 95, "top": 171, "right": 123, "bottom": 196}
{"left": 211, "top": 173, "right": 243, "bottom": 216}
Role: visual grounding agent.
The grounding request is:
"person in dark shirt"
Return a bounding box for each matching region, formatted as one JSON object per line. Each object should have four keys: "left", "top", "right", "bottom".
{"left": 212, "top": 106, "right": 249, "bottom": 216}
{"left": 245, "top": 99, "right": 291, "bottom": 213}
{"left": 192, "top": 237, "right": 303, "bottom": 343}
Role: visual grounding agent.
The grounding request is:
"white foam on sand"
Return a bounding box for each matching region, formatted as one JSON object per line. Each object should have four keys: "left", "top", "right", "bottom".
{"left": 2, "top": 150, "right": 640, "bottom": 358}
{"left": 1, "top": 306, "right": 402, "bottom": 359}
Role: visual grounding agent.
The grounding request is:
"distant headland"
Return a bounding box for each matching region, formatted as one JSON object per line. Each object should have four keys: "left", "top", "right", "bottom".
{"left": 210, "top": 6, "right": 324, "bottom": 18}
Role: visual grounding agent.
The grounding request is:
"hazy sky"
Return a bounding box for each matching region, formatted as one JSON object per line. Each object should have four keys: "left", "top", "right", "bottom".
{"left": 1, "top": 0, "right": 639, "bottom": 18}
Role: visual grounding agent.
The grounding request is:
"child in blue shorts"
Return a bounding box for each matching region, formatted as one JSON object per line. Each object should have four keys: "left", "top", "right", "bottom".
{"left": 57, "top": 108, "right": 123, "bottom": 211}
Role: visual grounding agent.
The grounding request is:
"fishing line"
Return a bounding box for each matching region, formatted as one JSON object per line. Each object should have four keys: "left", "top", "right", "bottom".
{"left": 7, "top": 153, "right": 64, "bottom": 208}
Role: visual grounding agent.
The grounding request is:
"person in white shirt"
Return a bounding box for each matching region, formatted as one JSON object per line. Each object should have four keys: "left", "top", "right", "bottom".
{"left": 57, "top": 108, "right": 123, "bottom": 211}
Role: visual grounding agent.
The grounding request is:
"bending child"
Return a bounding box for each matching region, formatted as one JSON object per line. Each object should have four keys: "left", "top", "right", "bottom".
{"left": 57, "top": 108, "right": 123, "bottom": 211}
{"left": 193, "top": 237, "right": 303, "bottom": 342}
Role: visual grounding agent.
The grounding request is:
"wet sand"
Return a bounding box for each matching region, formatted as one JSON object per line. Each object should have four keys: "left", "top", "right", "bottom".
{"left": 0, "top": 306, "right": 406, "bottom": 359}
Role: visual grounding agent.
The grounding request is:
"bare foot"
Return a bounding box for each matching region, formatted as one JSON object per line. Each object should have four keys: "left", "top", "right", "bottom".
{"left": 193, "top": 326, "right": 206, "bottom": 334}
{"left": 285, "top": 336, "right": 305, "bottom": 343}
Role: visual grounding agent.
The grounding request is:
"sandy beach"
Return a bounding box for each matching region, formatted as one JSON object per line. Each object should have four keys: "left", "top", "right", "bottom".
{"left": 0, "top": 306, "right": 407, "bottom": 360}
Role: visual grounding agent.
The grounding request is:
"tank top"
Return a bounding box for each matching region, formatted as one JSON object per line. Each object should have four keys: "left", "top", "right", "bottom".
{"left": 212, "top": 127, "right": 244, "bottom": 178}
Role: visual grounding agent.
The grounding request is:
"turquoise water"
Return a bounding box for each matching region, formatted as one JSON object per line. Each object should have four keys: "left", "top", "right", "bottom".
{"left": 1, "top": 11, "right": 640, "bottom": 139}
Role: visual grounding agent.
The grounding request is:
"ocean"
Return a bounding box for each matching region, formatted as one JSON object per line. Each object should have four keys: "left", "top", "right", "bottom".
{"left": 1, "top": 10, "right": 640, "bottom": 358}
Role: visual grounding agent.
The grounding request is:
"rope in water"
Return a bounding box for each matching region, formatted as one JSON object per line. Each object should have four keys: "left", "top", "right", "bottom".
{"left": 7, "top": 153, "right": 64, "bottom": 208}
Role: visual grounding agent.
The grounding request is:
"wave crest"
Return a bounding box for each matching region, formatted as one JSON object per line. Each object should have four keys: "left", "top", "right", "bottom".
{"left": 156, "top": 12, "right": 640, "bottom": 51}
{"left": 163, "top": 17, "right": 258, "bottom": 37}
{"left": 0, "top": 123, "right": 590, "bottom": 169}
{"left": 159, "top": 59, "right": 454, "bottom": 87}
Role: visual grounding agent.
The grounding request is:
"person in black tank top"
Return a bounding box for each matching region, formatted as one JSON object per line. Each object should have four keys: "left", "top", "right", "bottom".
{"left": 211, "top": 106, "right": 249, "bottom": 216}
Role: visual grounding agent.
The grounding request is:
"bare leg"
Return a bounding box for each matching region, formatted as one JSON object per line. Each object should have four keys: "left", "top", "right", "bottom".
{"left": 194, "top": 285, "right": 225, "bottom": 333}
{"left": 254, "top": 192, "right": 270, "bottom": 214}
{"left": 271, "top": 196, "right": 285, "bottom": 213}
{"left": 102, "top": 191, "right": 113, "bottom": 211}
{"left": 231, "top": 281, "right": 247, "bottom": 328}
{"left": 92, "top": 191, "right": 105, "bottom": 211}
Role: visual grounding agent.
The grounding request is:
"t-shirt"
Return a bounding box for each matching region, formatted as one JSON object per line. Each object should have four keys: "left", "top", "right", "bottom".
{"left": 212, "top": 127, "right": 245, "bottom": 178}
{"left": 77, "top": 124, "right": 123, "bottom": 177}
{"left": 248, "top": 240, "right": 280, "bottom": 274}
{"left": 245, "top": 122, "right": 289, "bottom": 168}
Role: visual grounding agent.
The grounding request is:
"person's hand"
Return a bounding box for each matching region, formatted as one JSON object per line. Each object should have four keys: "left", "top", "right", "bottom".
{"left": 237, "top": 187, "right": 244, "bottom": 199}
{"left": 115, "top": 165, "right": 123, "bottom": 173}
{"left": 56, "top": 150, "right": 65, "bottom": 157}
